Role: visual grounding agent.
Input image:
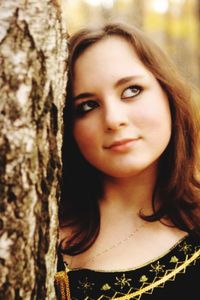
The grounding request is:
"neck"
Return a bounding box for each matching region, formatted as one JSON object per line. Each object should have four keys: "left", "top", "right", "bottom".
{"left": 100, "top": 165, "right": 158, "bottom": 217}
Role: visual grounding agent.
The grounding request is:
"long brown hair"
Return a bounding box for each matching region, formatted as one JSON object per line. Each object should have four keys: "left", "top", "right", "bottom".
{"left": 59, "top": 22, "right": 200, "bottom": 256}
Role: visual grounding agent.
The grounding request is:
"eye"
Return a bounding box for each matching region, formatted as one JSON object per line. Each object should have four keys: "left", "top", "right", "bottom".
{"left": 75, "top": 100, "right": 99, "bottom": 116}
{"left": 121, "top": 85, "right": 142, "bottom": 99}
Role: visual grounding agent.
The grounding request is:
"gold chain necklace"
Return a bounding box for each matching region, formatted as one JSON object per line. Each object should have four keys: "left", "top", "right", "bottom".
{"left": 55, "top": 221, "right": 147, "bottom": 300}
{"left": 68, "top": 220, "right": 147, "bottom": 270}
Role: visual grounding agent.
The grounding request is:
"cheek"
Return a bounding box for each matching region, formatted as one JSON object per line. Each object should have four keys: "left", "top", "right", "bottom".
{"left": 132, "top": 98, "right": 171, "bottom": 138}
{"left": 73, "top": 121, "right": 99, "bottom": 151}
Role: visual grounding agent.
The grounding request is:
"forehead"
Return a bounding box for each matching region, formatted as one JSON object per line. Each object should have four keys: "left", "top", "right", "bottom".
{"left": 74, "top": 36, "right": 138, "bottom": 69}
{"left": 73, "top": 36, "right": 152, "bottom": 92}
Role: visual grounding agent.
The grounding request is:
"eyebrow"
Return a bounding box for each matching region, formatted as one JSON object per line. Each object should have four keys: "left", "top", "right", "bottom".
{"left": 73, "top": 92, "right": 95, "bottom": 102}
{"left": 73, "top": 75, "right": 144, "bottom": 102}
{"left": 114, "top": 75, "right": 144, "bottom": 87}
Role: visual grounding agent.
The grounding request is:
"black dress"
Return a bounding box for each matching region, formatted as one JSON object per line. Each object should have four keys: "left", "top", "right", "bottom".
{"left": 56, "top": 230, "right": 200, "bottom": 300}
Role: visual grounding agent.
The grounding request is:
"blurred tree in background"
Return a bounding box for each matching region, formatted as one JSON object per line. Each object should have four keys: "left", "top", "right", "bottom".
{"left": 61, "top": 0, "right": 200, "bottom": 91}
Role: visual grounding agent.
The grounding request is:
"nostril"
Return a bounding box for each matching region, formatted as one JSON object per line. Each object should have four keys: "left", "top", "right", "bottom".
{"left": 106, "top": 121, "right": 127, "bottom": 131}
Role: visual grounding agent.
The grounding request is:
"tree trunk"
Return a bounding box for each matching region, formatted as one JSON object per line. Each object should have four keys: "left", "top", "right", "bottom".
{"left": 0, "top": 0, "right": 67, "bottom": 299}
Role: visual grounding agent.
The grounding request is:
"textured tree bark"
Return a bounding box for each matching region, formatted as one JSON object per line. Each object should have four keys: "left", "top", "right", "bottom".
{"left": 0, "top": 0, "right": 67, "bottom": 299}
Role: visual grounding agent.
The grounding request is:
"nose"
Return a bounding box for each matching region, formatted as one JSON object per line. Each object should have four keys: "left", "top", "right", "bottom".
{"left": 103, "top": 99, "right": 128, "bottom": 132}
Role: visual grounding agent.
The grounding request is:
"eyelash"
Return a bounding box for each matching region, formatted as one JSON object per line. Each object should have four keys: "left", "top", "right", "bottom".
{"left": 75, "top": 100, "right": 99, "bottom": 117}
{"left": 74, "top": 85, "right": 142, "bottom": 117}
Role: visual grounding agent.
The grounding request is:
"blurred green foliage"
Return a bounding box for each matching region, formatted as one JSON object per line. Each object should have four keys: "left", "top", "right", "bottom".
{"left": 61, "top": 0, "right": 200, "bottom": 99}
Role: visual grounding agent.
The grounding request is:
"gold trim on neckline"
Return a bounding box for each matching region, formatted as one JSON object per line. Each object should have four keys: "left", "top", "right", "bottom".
{"left": 114, "top": 248, "right": 200, "bottom": 299}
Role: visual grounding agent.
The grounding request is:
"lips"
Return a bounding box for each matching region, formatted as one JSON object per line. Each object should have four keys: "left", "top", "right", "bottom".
{"left": 104, "top": 138, "right": 139, "bottom": 150}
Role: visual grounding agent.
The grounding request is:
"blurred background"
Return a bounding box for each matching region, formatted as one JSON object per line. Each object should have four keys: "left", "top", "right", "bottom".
{"left": 61, "top": 0, "right": 200, "bottom": 91}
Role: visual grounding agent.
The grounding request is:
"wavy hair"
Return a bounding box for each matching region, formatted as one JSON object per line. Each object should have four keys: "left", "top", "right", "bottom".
{"left": 59, "top": 22, "right": 200, "bottom": 256}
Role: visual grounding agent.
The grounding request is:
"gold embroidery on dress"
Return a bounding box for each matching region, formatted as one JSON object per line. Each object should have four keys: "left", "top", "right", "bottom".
{"left": 149, "top": 261, "right": 165, "bottom": 275}
{"left": 179, "top": 241, "right": 193, "bottom": 255}
{"left": 139, "top": 275, "right": 148, "bottom": 282}
{"left": 115, "top": 274, "right": 132, "bottom": 289}
{"left": 74, "top": 247, "right": 200, "bottom": 300}
{"left": 78, "top": 276, "right": 95, "bottom": 292}
{"left": 55, "top": 242, "right": 200, "bottom": 300}
{"left": 114, "top": 248, "right": 200, "bottom": 299}
{"left": 170, "top": 255, "right": 178, "bottom": 263}
{"left": 101, "top": 283, "right": 112, "bottom": 291}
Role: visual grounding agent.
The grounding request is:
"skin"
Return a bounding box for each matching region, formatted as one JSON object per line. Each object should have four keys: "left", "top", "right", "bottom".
{"left": 61, "top": 36, "right": 187, "bottom": 270}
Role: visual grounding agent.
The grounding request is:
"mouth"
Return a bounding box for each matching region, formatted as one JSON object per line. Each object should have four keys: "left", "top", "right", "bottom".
{"left": 104, "top": 138, "right": 139, "bottom": 151}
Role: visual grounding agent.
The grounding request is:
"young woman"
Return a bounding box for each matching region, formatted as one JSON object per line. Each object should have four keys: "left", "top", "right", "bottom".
{"left": 55, "top": 22, "right": 200, "bottom": 299}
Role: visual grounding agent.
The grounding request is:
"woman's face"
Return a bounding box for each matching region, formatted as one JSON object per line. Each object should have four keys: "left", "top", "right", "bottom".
{"left": 72, "top": 36, "right": 171, "bottom": 178}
